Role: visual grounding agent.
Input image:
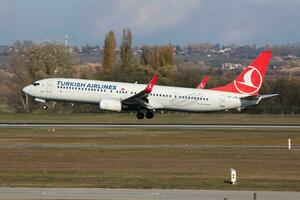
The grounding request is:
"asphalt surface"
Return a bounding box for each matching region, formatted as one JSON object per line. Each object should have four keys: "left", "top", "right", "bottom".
{"left": 0, "top": 123, "right": 299, "bottom": 129}
{"left": 0, "top": 188, "right": 299, "bottom": 200}
{"left": 1, "top": 143, "right": 298, "bottom": 150}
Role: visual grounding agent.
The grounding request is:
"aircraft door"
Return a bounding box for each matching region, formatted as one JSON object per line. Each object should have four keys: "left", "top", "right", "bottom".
{"left": 46, "top": 80, "right": 53, "bottom": 93}
{"left": 39, "top": 82, "right": 45, "bottom": 93}
{"left": 219, "top": 95, "right": 225, "bottom": 107}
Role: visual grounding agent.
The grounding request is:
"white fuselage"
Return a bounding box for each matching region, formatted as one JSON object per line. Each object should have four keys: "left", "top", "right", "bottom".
{"left": 24, "top": 78, "right": 248, "bottom": 112}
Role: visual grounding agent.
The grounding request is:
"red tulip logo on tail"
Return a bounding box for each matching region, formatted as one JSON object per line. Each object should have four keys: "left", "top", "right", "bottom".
{"left": 233, "top": 66, "right": 262, "bottom": 95}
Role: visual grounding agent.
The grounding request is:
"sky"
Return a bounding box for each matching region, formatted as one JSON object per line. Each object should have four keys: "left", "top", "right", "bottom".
{"left": 1, "top": 0, "right": 300, "bottom": 46}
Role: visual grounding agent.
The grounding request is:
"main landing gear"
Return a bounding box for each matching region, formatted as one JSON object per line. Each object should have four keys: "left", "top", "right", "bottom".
{"left": 145, "top": 111, "right": 154, "bottom": 119}
{"left": 136, "top": 112, "right": 144, "bottom": 119}
{"left": 136, "top": 110, "right": 154, "bottom": 119}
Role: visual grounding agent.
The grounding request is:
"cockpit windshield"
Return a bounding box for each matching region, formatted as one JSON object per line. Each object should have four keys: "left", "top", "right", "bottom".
{"left": 33, "top": 82, "right": 40, "bottom": 86}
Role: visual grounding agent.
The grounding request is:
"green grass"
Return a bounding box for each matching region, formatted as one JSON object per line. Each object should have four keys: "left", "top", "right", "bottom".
{"left": 0, "top": 124, "right": 299, "bottom": 190}
{"left": 0, "top": 147, "right": 299, "bottom": 190}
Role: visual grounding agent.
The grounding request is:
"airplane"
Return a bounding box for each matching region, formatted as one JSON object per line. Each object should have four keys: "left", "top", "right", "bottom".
{"left": 23, "top": 51, "right": 278, "bottom": 119}
{"left": 197, "top": 75, "right": 209, "bottom": 89}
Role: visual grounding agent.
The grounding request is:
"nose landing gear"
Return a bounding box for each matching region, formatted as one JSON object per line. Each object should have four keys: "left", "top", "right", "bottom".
{"left": 42, "top": 104, "right": 48, "bottom": 110}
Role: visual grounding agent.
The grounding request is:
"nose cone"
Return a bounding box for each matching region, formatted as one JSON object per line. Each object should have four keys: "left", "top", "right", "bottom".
{"left": 22, "top": 86, "right": 31, "bottom": 94}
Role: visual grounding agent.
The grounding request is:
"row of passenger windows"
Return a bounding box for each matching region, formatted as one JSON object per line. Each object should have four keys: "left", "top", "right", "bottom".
{"left": 178, "top": 96, "right": 208, "bottom": 101}
{"left": 149, "top": 93, "right": 208, "bottom": 101}
{"left": 57, "top": 86, "right": 209, "bottom": 101}
{"left": 58, "top": 86, "right": 107, "bottom": 92}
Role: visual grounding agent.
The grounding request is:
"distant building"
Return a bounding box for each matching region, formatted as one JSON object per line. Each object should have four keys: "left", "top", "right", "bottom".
{"left": 222, "top": 63, "right": 243, "bottom": 70}
{"left": 285, "top": 54, "right": 298, "bottom": 60}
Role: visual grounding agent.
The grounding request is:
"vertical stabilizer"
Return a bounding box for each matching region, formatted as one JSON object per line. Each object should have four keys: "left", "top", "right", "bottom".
{"left": 210, "top": 51, "right": 272, "bottom": 95}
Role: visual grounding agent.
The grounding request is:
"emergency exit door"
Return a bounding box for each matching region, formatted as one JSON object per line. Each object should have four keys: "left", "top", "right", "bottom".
{"left": 219, "top": 95, "right": 225, "bottom": 107}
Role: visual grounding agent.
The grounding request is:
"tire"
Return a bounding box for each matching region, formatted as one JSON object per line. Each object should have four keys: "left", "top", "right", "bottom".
{"left": 42, "top": 105, "right": 48, "bottom": 110}
{"left": 145, "top": 111, "right": 154, "bottom": 119}
{"left": 136, "top": 112, "right": 144, "bottom": 119}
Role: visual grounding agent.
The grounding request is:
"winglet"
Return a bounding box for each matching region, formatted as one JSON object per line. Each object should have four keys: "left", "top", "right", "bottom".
{"left": 197, "top": 75, "right": 209, "bottom": 89}
{"left": 145, "top": 74, "right": 158, "bottom": 93}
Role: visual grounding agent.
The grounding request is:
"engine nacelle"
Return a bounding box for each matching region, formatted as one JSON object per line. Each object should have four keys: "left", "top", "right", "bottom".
{"left": 99, "top": 99, "right": 122, "bottom": 112}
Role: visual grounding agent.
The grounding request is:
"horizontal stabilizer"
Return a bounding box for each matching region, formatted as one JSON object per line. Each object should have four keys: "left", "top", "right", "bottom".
{"left": 240, "top": 93, "right": 279, "bottom": 100}
{"left": 260, "top": 94, "right": 279, "bottom": 99}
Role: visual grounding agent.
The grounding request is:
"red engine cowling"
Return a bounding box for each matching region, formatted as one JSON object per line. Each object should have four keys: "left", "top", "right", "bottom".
{"left": 99, "top": 99, "right": 122, "bottom": 112}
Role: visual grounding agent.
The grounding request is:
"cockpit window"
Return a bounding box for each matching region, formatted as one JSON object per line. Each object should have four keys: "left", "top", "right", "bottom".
{"left": 33, "top": 82, "right": 40, "bottom": 86}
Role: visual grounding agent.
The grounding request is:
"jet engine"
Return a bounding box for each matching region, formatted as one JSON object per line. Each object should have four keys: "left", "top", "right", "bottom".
{"left": 99, "top": 99, "right": 122, "bottom": 112}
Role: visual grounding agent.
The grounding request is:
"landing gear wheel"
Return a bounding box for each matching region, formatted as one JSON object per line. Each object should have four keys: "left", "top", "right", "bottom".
{"left": 145, "top": 111, "right": 154, "bottom": 119}
{"left": 136, "top": 112, "right": 144, "bottom": 119}
{"left": 42, "top": 104, "right": 48, "bottom": 110}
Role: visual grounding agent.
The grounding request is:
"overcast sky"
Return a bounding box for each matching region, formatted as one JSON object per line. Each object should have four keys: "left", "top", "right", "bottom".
{"left": 1, "top": 0, "right": 300, "bottom": 46}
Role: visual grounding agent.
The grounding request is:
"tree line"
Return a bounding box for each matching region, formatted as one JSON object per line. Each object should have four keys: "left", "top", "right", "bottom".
{"left": 100, "top": 29, "right": 175, "bottom": 83}
{"left": 0, "top": 29, "right": 299, "bottom": 114}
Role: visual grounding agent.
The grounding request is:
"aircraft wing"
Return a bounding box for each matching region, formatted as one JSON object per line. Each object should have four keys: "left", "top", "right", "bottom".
{"left": 121, "top": 74, "right": 158, "bottom": 109}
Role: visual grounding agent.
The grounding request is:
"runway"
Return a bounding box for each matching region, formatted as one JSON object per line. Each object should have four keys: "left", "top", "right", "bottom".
{"left": 0, "top": 123, "right": 299, "bottom": 129}
{"left": 0, "top": 188, "right": 299, "bottom": 200}
{"left": 1, "top": 143, "right": 298, "bottom": 150}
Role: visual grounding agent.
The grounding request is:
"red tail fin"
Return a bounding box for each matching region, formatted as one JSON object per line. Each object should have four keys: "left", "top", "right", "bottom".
{"left": 210, "top": 51, "right": 272, "bottom": 95}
